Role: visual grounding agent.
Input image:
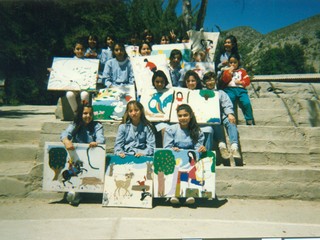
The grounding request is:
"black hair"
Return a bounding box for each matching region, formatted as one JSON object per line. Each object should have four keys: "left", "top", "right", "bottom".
{"left": 182, "top": 70, "right": 203, "bottom": 89}
{"left": 203, "top": 71, "right": 217, "bottom": 83}
{"left": 72, "top": 103, "right": 95, "bottom": 137}
{"left": 224, "top": 35, "right": 238, "bottom": 54}
{"left": 176, "top": 104, "right": 200, "bottom": 144}
{"left": 152, "top": 70, "right": 169, "bottom": 88}
{"left": 111, "top": 42, "right": 128, "bottom": 59}
{"left": 169, "top": 49, "right": 182, "bottom": 61}
{"left": 138, "top": 41, "right": 152, "bottom": 54}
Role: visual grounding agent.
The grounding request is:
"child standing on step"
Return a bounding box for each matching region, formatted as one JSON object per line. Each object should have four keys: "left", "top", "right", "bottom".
{"left": 163, "top": 104, "right": 206, "bottom": 205}
{"left": 60, "top": 104, "right": 105, "bottom": 206}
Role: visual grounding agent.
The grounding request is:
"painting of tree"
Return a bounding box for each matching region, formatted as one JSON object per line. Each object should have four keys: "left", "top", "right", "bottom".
{"left": 48, "top": 147, "right": 67, "bottom": 180}
{"left": 153, "top": 149, "right": 176, "bottom": 196}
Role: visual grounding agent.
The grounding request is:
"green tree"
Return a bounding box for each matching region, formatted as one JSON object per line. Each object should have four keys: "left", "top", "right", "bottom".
{"left": 256, "top": 44, "right": 311, "bottom": 74}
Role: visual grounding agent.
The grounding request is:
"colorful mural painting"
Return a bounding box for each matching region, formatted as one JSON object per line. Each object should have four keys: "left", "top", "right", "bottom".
{"left": 47, "top": 57, "right": 99, "bottom": 91}
{"left": 187, "top": 30, "right": 220, "bottom": 62}
{"left": 140, "top": 88, "right": 174, "bottom": 122}
{"left": 170, "top": 87, "right": 220, "bottom": 124}
{"left": 102, "top": 155, "right": 153, "bottom": 208}
{"left": 151, "top": 42, "right": 192, "bottom": 63}
{"left": 43, "top": 142, "right": 106, "bottom": 193}
{"left": 92, "top": 85, "right": 136, "bottom": 121}
{"left": 153, "top": 149, "right": 216, "bottom": 199}
{"left": 131, "top": 54, "right": 172, "bottom": 96}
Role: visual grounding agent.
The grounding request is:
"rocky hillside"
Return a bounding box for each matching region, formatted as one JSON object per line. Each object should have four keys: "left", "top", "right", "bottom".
{"left": 220, "top": 14, "right": 320, "bottom": 73}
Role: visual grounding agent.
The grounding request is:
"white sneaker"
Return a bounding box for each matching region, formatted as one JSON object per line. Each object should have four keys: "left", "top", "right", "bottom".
{"left": 219, "top": 147, "right": 230, "bottom": 159}
{"left": 66, "top": 191, "right": 81, "bottom": 206}
{"left": 185, "top": 197, "right": 195, "bottom": 205}
{"left": 170, "top": 197, "right": 180, "bottom": 204}
{"left": 232, "top": 148, "right": 241, "bottom": 159}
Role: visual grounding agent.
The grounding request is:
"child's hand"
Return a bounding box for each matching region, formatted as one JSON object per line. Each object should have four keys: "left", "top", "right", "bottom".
{"left": 89, "top": 142, "right": 98, "bottom": 148}
{"left": 118, "top": 153, "right": 126, "bottom": 158}
{"left": 228, "top": 114, "right": 236, "bottom": 124}
{"left": 172, "top": 147, "right": 180, "bottom": 152}
{"left": 63, "top": 139, "right": 75, "bottom": 150}
{"left": 198, "top": 145, "right": 206, "bottom": 153}
{"left": 135, "top": 152, "right": 144, "bottom": 157}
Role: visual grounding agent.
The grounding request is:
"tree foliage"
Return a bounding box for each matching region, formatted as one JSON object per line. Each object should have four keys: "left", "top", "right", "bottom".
{"left": 256, "top": 44, "right": 314, "bottom": 75}
{"left": 0, "top": 0, "right": 205, "bottom": 105}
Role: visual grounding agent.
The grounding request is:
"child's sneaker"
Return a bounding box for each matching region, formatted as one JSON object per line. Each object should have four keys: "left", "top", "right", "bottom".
{"left": 170, "top": 197, "right": 180, "bottom": 204}
{"left": 66, "top": 191, "right": 81, "bottom": 206}
{"left": 185, "top": 197, "right": 195, "bottom": 205}
{"left": 230, "top": 143, "right": 241, "bottom": 159}
{"left": 219, "top": 142, "right": 230, "bottom": 159}
{"left": 232, "top": 148, "right": 241, "bottom": 159}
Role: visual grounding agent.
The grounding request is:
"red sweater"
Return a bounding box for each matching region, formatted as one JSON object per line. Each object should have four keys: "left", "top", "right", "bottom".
{"left": 221, "top": 68, "right": 250, "bottom": 88}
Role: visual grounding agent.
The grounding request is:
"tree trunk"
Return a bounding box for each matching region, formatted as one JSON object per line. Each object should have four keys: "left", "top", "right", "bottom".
{"left": 182, "top": 0, "right": 192, "bottom": 31}
{"left": 196, "top": 0, "right": 208, "bottom": 31}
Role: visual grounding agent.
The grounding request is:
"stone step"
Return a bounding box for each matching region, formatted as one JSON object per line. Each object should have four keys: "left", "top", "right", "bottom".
{"left": 241, "top": 152, "right": 318, "bottom": 167}
{"left": 237, "top": 109, "right": 294, "bottom": 126}
{"left": 0, "top": 129, "right": 40, "bottom": 144}
{"left": 216, "top": 165, "right": 320, "bottom": 201}
{"left": 0, "top": 144, "right": 38, "bottom": 164}
{"left": 1, "top": 163, "right": 319, "bottom": 201}
{"left": 237, "top": 125, "right": 308, "bottom": 141}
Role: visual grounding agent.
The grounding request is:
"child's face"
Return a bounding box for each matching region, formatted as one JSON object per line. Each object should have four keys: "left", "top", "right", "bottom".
{"left": 154, "top": 76, "right": 166, "bottom": 90}
{"left": 186, "top": 75, "right": 198, "bottom": 90}
{"left": 74, "top": 43, "right": 85, "bottom": 58}
{"left": 205, "top": 78, "right": 216, "bottom": 90}
{"left": 140, "top": 44, "right": 151, "bottom": 56}
{"left": 224, "top": 39, "right": 233, "bottom": 52}
{"left": 88, "top": 37, "right": 97, "bottom": 48}
{"left": 82, "top": 107, "right": 93, "bottom": 125}
{"left": 114, "top": 44, "right": 125, "bottom": 61}
{"left": 160, "top": 36, "right": 169, "bottom": 44}
{"left": 128, "top": 104, "right": 142, "bottom": 123}
{"left": 170, "top": 54, "right": 181, "bottom": 68}
{"left": 177, "top": 109, "right": 191, "bottom": 128}
{"left": 229, "top": 57, "right": 239, "bottom": 69}
{"left": 106, "top": 37, "right": 114, "bottom": 47}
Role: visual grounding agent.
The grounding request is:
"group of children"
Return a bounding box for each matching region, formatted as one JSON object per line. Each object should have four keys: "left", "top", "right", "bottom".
{"left": 59, "top": 33, "right": 255, "bottom": 206}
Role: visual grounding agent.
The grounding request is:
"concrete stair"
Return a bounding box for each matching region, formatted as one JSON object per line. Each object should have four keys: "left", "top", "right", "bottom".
{"left": 0, "top": 82, "right": 320, "bottom": 201}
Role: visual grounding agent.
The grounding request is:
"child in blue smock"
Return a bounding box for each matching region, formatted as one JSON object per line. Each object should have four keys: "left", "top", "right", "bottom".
{"left": 114, "top": 100, "right": 156, "bottom": 158}
{"left": 60, "top": 104, "right": 105, "bottom": 206}
{"left": 163, "top": 104, "right": 206, "bottom": 205}
{"left": 168, "top": 49, "right": 183, "bottom": 87}
{"left": 102, "top": 42, "right": 134, "bottom": 87}
{"left": 181, "top": 70, "right": 213, "bottom": 152}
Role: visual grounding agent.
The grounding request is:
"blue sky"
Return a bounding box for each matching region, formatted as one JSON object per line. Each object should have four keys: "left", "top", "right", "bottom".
{"left": 175, "top": 0, "right": 320, "bottom": 34}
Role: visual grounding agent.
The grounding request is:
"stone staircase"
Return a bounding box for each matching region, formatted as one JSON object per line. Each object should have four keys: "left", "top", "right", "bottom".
{"left": 0, "top": 82, "right": 319, "bottom": 200}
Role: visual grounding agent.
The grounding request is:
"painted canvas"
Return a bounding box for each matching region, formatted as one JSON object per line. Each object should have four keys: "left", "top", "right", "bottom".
{"left": 92, "top": 85, "right": 136, "bottom": 121}
{"left": 102, "top": 155, "right": 153, "bottom": 208}
{"left": 170, "top": 88, "right": 221, "bottom": 124}
{"left": 153, "top": 149, "right": 216, "bottom": 199}
{"left": 181, "top": 62, "right": 215, "bottom": 81}
{"left": 43, "top": 142, "right": 106, "bottom": 193}
{"left": 187, "top": 30, "right": 220, "bottom": 62}
{"left": 125, "top": 45, "right": 140, "bottom": 58}
{"left": 131, "top": 54, "right": 172, "bottom": 96}
{"left": 151, "top": 43, "right": 192, "bottom": 63}
{"left": 47, "top": 57, "right": 99, "bottom": 91}
{"left": 139, "top": 88, "right": 174, "bottom": 122}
